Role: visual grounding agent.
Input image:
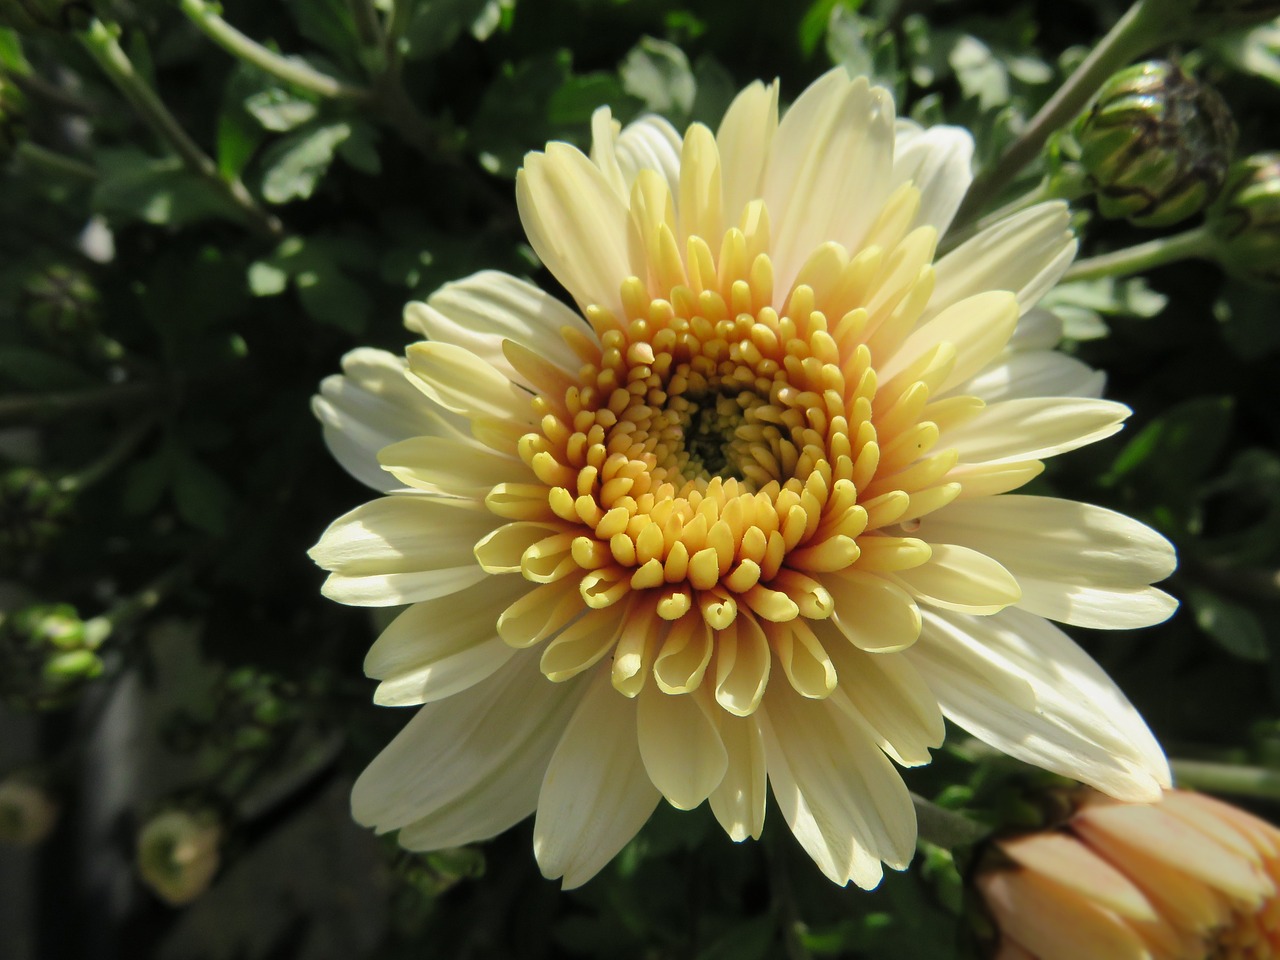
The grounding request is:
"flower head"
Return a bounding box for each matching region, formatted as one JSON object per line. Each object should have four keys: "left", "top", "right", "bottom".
{"left": 311, "top": 69, "right": 1176, "bottom": 889}
{"left": 977, "top": 788, "right": 1280, "bottom": 959}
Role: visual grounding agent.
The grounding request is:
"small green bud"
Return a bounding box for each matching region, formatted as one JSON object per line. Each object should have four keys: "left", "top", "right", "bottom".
{"left": 1, "top": 603, "right": 102, "bottom": 710}
{"left": 136, "top": 808, "right": 222, "bottom": 906}
{"left": 1073, "top": 61, "right": 1236, "bottom": 228}
{"left": 0, "top": 467, "right": 73, "bottom": 556}
{"left": 1208, "top": 153, "right": 1280, "bottom": 286}
{"left": 0, "top": 776, "right": 59, "bottom": 845}
{"left": 22, "top": 266, "right": 100, "bottom": 346}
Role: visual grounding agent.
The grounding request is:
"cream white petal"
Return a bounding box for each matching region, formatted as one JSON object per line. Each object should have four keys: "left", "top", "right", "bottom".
{"left": 761, "top": 684, "right": 917, "bottom": 887}
{"left": 879, "top": 290, "right": 1019, "bottom": 394}
{"left": 823, "top": 632, "right": 946, "bottom": 767}
{"left": 364, "top": 576, "right": 531, "bottom": 706}
{"left": 889, "top": 122, "right": 974, "bottom": 236}
{"left": 708, "top": 712, "right": 767, "bottom": 842}
{"left": 353, "top": 652, "right": 586, "bottom": 845}
{"left": 615, "top": 114, "right": 683, "bottom": 196}
{"left": 944, "top": 397, "right": 1129, "bottom": 465}
{"left": 309, "top": 496, "right": 494, "bottom": 606}
{"left": 405, "top": 341, "right": 536, "bottom": 425}
{"left": 312, "top": 348, "right": 467, "bottom": 492}
{"left": 403, "top": 271, "right": 586, "bottom": 388}
{"left": 955, "top": 351, "right": 1106, "bottom": 402}
{"left": 762, "top": 70, "right": 895, "bottom": 295}
{"left": 516, "top": 143, "right": 639, "bottom": 314}
{"left": 716, "top": 79, "right": 779, "bottom": 222}
{"left": 917, "top": 496, "right": 1177, "bottom": 628}
{"left": 908, "top": 608, "right": 1170, "bottom": 801}
{"left": 637, "top": 684, "right": 727, "bottom": 810}
{"left": 927, "top": 203, "right": 1076, "bottom": 320}
{"left": 378, "top": 435, "right": 529, "bottom": 497}
{"left": 534, "top": 667, "right": 661, "bottom": 889}
{"left": 1007, "top": 306, "right": 1065, "bottom": 351}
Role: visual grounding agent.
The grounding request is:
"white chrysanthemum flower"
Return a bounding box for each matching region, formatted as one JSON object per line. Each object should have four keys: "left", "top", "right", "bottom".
{"left": 310, "top": 69, "right": 1176, "bottom": 890}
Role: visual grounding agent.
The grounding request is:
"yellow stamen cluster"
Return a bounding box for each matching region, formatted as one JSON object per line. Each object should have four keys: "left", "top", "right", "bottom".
{"left": 508, "top": 209, "right": 961, "bottom": 641}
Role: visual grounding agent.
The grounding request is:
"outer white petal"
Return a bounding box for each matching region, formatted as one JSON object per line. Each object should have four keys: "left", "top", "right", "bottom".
{"left": 312, "top": 348, "right": 467, "bottom": 492}
{"left": 889, "top": 122, "right": 974, "bottom": 236}
{"left": 944, "top": 397, "right": 1130, "bottom": 465}
{"left": 589, "top": 107, "right": 684, "bottom": 201}
{"left": 917, "top": 496, "right": 1178, "bottom": 629}
{"left": 405, "top": 341, "right": 537, "bottom": 425}
{"left": 534, "top": 667, "right": 661, "bottom": 889}
{"left": 708, "top": 712, "right": 767, "bottom": 842}
{"left": 761, "top": 683, "right": 917, "bottom": 888}
{"left": 927, "top": 203, "right": 1076, "bottom": 320}
{"left": 309, "top": 496, "right": 494, "bottom": 606}
{"left": 364, "top": 576, "right": 532, "bottom": 706}
{"left": 637, "top": 684, "right": 727, "bottom": 810}
{"left": 516, "top": 143, "right": 639, "bottom": 315}
{"left": 906, "top": 608, "right": 1171, "bottom": 801}
{"left": 716, "top": 79, "right": 780, "bottom": 222}
{"left": 955, "top": 351, "right": 1106, "bottom": 402}
{"left": 403, "top": 271, "right": 586, "bottom": 388}
{"left": 762, "top": 70, "right": 895, "bottom": 295}
{"left": 353, "top": 651, "right": 587, "bottom": 849}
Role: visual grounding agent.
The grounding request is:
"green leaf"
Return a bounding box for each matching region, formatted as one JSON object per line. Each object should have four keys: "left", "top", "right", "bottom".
{"left": 697, "top": 913, "right": 777, "bottom": 960}
{"left": 93, "top": 149, "right": 243, "bottom": 228}
{"left": 403, "top": 0, "right": 495, "bottom": 61}
{"left": 259, "top": 123, "right": 351, "bottom": 204}
{"left": 0, "top": 346, "right": 95, "bottom": 390}
{"left": 335, "top": 120, "right": 382, "bottom": 175}
{"left": 1216, "top": 279, "right": 1280, "bottom": 359}
{"left": 949, "top": 35, "right": 1009, "bottom": 111}
{"left": 217, "top": 65, "right": 270, "bottom": 179}
{"left": 690, "top": 56, "right": 737, "bottom": 127}
{"left": 620, "top": 37, "right": 695, "bottom": 121}
{"left": 284, "top": 0, "right": 360, "bottom": 69}
{"left": 120, "top": 450, "right": 171, "bottom": 516}
{"left": 295, "top": 267, "right": 371, "bottom": 333}
{"left": 171, "top": 453, "right": 234, "bottom": 537}
{"left": 0, "top": 27, "right": 30, "bottom": 76}
{"left": 1187, "top": 586, "right": 1270, "bottom": 661}
{"left": 244, "top": 88, "right": 319, "bottom": 132}
{"left": 1211, "top": 19, "right": 1280, "bottom": 87}
{"left": 1104, "top": 396, "right": 1234, "bottom": 491}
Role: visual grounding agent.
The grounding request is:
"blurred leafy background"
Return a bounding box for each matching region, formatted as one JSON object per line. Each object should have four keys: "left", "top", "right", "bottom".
{"left": 2, "top": 0, "right": 1280, "bottom": 957}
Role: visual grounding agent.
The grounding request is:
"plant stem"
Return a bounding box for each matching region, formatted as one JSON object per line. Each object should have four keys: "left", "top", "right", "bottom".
{"left": 1062, "top": 226, "right": 1212, "bottom": 282}
{"left": 15, "top": 142, "right": 98, "bottom": 181}
{"left": 912, "top": 792, "right": 991, "bottom": 849}
{"left": 0, "top": 381, "right": 158, "bottom": 422}
{"left": 78, "top": 19, "right": 282, "bottom": 239}
{"left": 58, "top": 418, "right": 155, "bottom": 495}
{"left": 953, "top": 0, "right": 1169, "bottom": 227}
{"left": 347, "top": 0, "right": 385, "bottom": 50}
{"left": 1173, "top": 759, "right": 1280, "bottom": 800}
{"left": 178, "top": 0, "right": 370, "bottom": 102}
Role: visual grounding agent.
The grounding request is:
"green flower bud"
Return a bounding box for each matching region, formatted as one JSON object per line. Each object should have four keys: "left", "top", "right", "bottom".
{"left": 0, "top": 0, "right": 94, "bottom": 32}
{"left": 136, "top": 808, "right": 222, "bottom": 906}
{"left": 22, "top": 266, "right": 100, "bottom": 346}
{"left": 1208, "top": 153, "right": 1280, "bottom": 286}
{"left": 0, "top": 467, "right": 73, "bottom": 557}
{"left": 214, "top": 667, "right": 301, "bottom": 754}
{"left": 1073, "top": 61, "right": 1236, "bottom": 228}
{"left": 1, "top": 603, "right": 104, "bottom": 710}
{"left": 0, "top": 75, "right": 26, "bottom": 163}
{"left": 0, "top": 776, "right": 59, "bottom": 845}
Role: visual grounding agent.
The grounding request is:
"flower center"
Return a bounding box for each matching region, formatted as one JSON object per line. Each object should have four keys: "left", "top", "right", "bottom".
{"left": 1209, "top": 905, "right": 1280, "bottom": 959}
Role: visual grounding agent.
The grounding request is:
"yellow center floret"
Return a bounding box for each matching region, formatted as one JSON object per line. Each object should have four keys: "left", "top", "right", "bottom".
{"left": 484, "top": 178, "right": 1000, "bottom": 710}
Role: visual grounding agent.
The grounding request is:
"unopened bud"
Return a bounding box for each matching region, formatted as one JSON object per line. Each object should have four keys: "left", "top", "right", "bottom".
{"left": 1208, "top": 153, "right": 1280, "bottom": 286}
{"left": 136, "top": 809, "right": 222, "bottom": 906}
{"left": 0, "top": 468, "right": 73, "bottom": 556}
{"left": 0, "top": 776, "right": 59, "bottom": 845}
{"left": 1, "top": 603, "right": 105, "bottom": 710}
{"left": 22, "top": 266, "right": 100, "bottom": 346}
{"left": 1073, "top": 61, "right": 1236, "bottom": 228}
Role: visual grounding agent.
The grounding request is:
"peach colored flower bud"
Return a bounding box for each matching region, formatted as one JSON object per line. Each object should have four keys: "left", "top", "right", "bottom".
{"left": 976, "top": 788, "right": 1280, "bottom": 959}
